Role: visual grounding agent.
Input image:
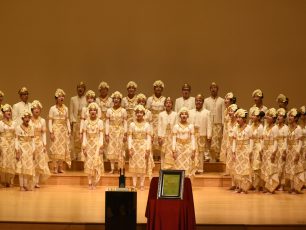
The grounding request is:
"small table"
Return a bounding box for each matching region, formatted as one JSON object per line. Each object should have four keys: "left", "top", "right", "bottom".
{"left": 145, "top": 177, "right": 196, "bottom": 230}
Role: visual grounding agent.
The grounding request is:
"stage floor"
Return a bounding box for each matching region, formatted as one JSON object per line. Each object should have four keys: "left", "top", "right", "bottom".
{"left": 0, "top": 185, "right": 305, "bottom": 225}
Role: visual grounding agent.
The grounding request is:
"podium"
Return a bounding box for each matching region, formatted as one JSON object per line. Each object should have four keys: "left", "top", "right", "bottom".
{"left": 145, "top": 177, "right": 196, "bottom": 230}
{"left": 105, "top": 190, "right": 137, "bottom": 230}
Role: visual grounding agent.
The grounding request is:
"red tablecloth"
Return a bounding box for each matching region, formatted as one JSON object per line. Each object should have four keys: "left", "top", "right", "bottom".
{"left": 145, "top": 177, "right": 196, "bottom": 230}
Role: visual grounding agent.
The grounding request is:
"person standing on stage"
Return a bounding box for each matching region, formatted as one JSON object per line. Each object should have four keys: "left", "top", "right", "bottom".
{"left": 225, "top": 104, "right": 238, "bottom": 190}
{"left": 249, "top": 107, "right": 264, "bottom": 192}
{"left": 285, "top": 108, "right": 305, "bottom": 194}
{"left": 136, "top": 94, "right": 152, "bottom": 124}
{"left": 105, "top": 91, "right": 127, "bottom": 174}
{"left": 96, "top": 81, "right": 113, "bottom": 122}
{"left": 299, "top": 106, "right": 306, "bottom": 188}
{"left": 30, "top": 100, "right": 50, "bottom": 188}
{"left": 69, "top": 82, "right": 87, "bottom": 161}
{"left": 128, "top": 105, "right": 152, "bottom": 190}
{"left": 0, "top": 104, "right": 17, "bottom": 187}
{"left": 174, "top": 83, "right": 195, "bottom": 113}
{"left": 275, "top": 108, "right": 289, "bottom": 191}
{"left": 249, "top": 89, "right": 268, "bottom": 119}
{"left": 220, "top": 92, "right": 236, "bottom": 163}
{"left": 261, "top": 108, "right": 279, "bottom": 194}
{"left": 49, "top": 89, "right": 71, "bottom": 174}
{"left": 172, "top": 107, "right": 196, "bottom": 177}
{"left": 203, "top": 82, "right": 225, "bottom": 162}
{"left": 276, "top": 94, "right": 289, "bottom": 111}
{"left": 232, "top": 109, "right": 253, "bottom": 194}
{"left": 189, "top": 94, "right": 212, "bottom": 174}
{"left": 15, "top": 110, "right": 35, "bottom": 191}
{"left": 158, "top": 97, "right": 177, "bottom": 170}
{"left": 80, "top": 90, "right": 101, "bottom": 142}
{"left": 146, "top": 80, "right": 166, "bottom": 161}
{"left": 122, "top": 81, "right": 138, "bottom": 126}
{"left": 0, "top": 91, "right": 4, "bottom": 121}
{"left": 12, "top": 87, "right": 31, "bottom": 124}
{"left": 82, "top": 102, "right": 104, "bottom": 190}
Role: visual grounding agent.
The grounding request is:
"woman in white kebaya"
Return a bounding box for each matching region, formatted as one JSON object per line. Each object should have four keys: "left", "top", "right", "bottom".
{"left": 172, "top": 107, "right": 196, "bottom": 177}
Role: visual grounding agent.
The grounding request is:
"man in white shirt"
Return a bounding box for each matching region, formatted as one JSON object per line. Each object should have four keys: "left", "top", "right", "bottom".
{"left": 174, "top": 83, "right": 195, "bottom": 113}
{"left": 203, "top": 82, "right": 225, "bottom": 162}
{"left": 69, "top": 82, "right": 87, "bottom": 160}
{"left": 189, "top": 94, "right": 212, "bottom": 173}
{"left": 12, "top": 87, "right": 31, "bottom": 124}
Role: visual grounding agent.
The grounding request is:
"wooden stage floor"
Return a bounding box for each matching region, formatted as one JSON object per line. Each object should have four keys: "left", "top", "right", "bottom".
{"left": 0, "top": 185, "right": 305, "bottom": 227}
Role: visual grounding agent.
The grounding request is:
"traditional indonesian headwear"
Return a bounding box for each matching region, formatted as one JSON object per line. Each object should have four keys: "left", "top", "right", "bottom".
{"left": 153, "top": 80, "right": 164, "bottom": 88}
{"left": 164, "top": 96, "right": 173, "bottom": 103}
{"left": 195, "top": 94, "right": 204, "bottom": 100}
{"left": 252, "top": 89, "right": 263, "bottom": 98}
{"left": 299, "top": 106, "right": 306, "bottom": 115}
{"left": 277, "top": 108, "right": 286, "bottom": 117}
{"left": 235, "top": 108, "right": 248, "bottom": 118}
{"left": 126, "top": 81, "right": 138, "bottom": 89}
{"left": 266, "top": 108, "right": 277, "bottom": 118}
{"left": 250, "top": 106, "right": 260, "bottom": 116}
{"left": 55, "top": 88, "right": 65, "bottom": 97}
{"left": 88, "top": 102, "right": 99, "bottom": 111}
{"left": 98, "top": 81, "right": 110, "bottom": 90}
{"left": 77, "top": 81, "right": 86, "bottom": 88}
{"left": 18, "top": 87, "right": 28, "bottom": 95}
{"left": 1, "top": 104, "right": 12, "bottom": 112}
{"left": 225, "top": 92, "right": 234, "bottom": 100}
{"left": 85, "top": 90, "right": 96, "bottom": 98}
{"left": 228, "top": 104, "right": 238, "bottom": 112}
{"left": 287, "top": 108, "right": 299, "bottom": 117}
{"left": 0, "top": 90, "right": 4, "bottom": 97}
{"left": 179, "top": 107, "right": 189, "bottom": 115}
{"left": 111, "top": 91, "right": 123, "bottom": 99}
{"left": 134, "top": 104, "right": 146, "bottom": 113}
{"left": 31, "top": 100, "right": 43, "bottom": 109}
{"left": 21, "top": 109, "right": 32, "bottom": 118}
{"left": 136, "top": 93, "right": 147, "bottom": 101}
{"left": 182, "top": 83, "right": 191, "bottom": 90}
{"left": 276, "top": 94, "right": 288, "bottom": 103}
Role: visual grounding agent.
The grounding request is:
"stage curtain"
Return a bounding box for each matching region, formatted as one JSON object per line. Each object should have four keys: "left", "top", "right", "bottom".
{"left": 145, "top": 177, "right": 196, "bottom": 230}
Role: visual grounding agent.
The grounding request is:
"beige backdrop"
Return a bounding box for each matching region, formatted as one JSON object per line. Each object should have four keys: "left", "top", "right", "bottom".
{"left": 0, "top": 0, "right": 305, "bottom": 118}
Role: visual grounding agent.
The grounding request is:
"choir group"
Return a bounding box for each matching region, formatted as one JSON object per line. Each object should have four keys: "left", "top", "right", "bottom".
{"left": 0, "top": 80, "right": 305, "bottom": 194}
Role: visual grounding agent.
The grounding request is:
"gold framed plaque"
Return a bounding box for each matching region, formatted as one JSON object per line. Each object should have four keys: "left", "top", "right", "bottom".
{"left": 157, "top": 170, "right": 185, "bottom": 199}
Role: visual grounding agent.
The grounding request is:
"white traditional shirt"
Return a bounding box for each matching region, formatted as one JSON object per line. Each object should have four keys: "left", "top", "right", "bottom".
{"left": 262, "top": 125, "right": 279, "bottom": 153}
{"left": 12, "top": 101, "right": 31, "bottom": 124}
{"left": 80, "top": 105, "right": 102, "bottom": 134}
{"left": 189, "top": 108, "right": 212, "bottom": 139}
{"left": 105, "top": 107, "right": 128, "bottom": 135}
{"left": 122, "top": 96, "right": 138, "bottom": 114}
{"left": 146, "top": 95, "right": 166, "bottom": 114}
{"left": 203, "top": 96, "right": 225, "bottom": 124}
{"left": 69, "top": 95, "right": 87, "bottom": 123}
{"left": 15, "top": 124, "right": 35, "bottom": 152}
{"left": 232, "top": 125, "right": 253, "bottom": 153}
{"left": 174, "top": 97, "right": 195, "bottom": 113}
{"left": 158, "top": 111, "right": 177, "bottom": 138}
{"left": 82, "top": 118, "right": 104, "bottom": 149}
{"left": 277, "top": 124, "right": 289, "bottom": 150}
{"left": 288, "top": 125, "right": 303, "bottom": 153}
{"left": 30, "top": 117, "right": 47, "bottom": 146}
{"left": 96, "top": 96, "right": 113, "bottom": 117}
{"left": 0, "top": 120, "right": 17, "bottom": 137}
{"left": 172, "top": 123, "right": 196, "bottom": 151}
{"left": 48, "top": 105, "right": 71, "bottom": 134}
{"left": 128, "top": 122, "right": 151, "bottom": 151}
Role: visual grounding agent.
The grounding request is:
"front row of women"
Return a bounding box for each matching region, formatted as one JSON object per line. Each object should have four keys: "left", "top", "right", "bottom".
{"left": 225, "top": 105, "right": 305, "bottom": 194}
